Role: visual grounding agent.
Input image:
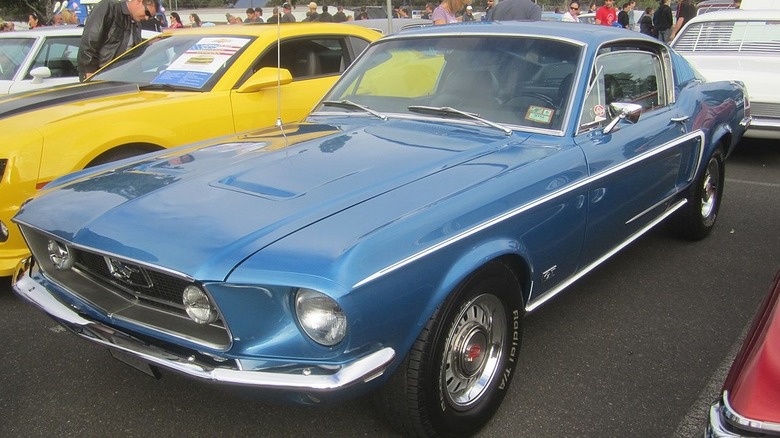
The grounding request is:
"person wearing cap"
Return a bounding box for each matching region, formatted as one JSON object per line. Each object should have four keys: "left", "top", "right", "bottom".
{"left": 305, "top": 2, "right": 319, "bottom": 21}
{"left": 281, "top": 3, "right": 296, "bottom": 22}
{"left": 463, "top": 5, "right": 475, "bottom": 21}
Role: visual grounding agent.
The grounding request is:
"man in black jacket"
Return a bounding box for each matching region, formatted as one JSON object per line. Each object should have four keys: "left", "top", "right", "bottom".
{"left": 652, "top": 0, "right": 673, "bottom": 43}
{"left": 77, "top": 0, "right": 158, "bottom": 81}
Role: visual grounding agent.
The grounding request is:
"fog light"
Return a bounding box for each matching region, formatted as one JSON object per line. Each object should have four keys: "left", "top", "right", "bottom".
{"left": 295, "top": 288, "right": 346, "bottom": 346}
{"left": 182, "top": 286, "right": 218, "bottom": 325}
{"left": 47, "top": 240, "right": 74, "bottom": 270}
{"left": 0, "top": 220, "right": 8, "bottom": 242}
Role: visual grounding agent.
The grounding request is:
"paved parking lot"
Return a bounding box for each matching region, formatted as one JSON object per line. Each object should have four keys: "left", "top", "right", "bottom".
{"left": 1, "top": 138, "right": 778, "bottom": 437}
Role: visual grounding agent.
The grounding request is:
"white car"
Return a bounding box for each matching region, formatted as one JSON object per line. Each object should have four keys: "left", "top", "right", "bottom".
{"left": 672, "top": 9, "right": 780, "bottom": 139}
{"left": 0, "top": 26, "right": 82, "bottom": 95}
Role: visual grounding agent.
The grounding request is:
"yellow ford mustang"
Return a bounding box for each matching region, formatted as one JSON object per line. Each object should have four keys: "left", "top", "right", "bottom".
{"left": 0, "top": 23, "right": 380, "bottom": 277}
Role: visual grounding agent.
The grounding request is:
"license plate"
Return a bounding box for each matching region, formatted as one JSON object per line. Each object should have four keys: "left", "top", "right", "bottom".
{"left": 109, "top": 349, "right": 161, "bottom": 379}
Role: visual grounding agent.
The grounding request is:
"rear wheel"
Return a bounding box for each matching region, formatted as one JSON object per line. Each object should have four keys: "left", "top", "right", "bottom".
{"left": 88, "top": 146, "right": 159, "bottom": 167}
{"left": 671, "top": 147, "right": 725, "bottom": 240}
{"left": 375, "top": 261, "right": 523, "bottom": 437}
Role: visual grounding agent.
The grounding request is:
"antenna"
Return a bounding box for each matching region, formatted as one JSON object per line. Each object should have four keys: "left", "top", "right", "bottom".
{"left": 275, "top": 15, "right": 287, "bottom": 141}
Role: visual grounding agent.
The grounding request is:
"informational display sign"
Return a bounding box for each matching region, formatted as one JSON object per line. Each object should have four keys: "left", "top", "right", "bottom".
{"left": 151, "top": 37, "right": 251, "bottom": 89}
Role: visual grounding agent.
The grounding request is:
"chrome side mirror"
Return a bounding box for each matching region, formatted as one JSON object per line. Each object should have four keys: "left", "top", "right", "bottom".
{"left": 603, "top": 102, "right": 642, "bottom": 134}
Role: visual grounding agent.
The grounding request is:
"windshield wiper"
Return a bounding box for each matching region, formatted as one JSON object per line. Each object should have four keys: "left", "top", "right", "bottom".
{"left": 408, "top": 105, "right": 512, "bottom": 136}
{"left": 138, "top": 83, "right": 200, "bottom": 92}
{"left": 321, "top": 100, "right": 387, "bottom": 120}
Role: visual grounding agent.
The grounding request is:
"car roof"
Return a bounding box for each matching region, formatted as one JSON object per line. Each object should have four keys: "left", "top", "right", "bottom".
{"left": 159, "top": 22, "right": 381, "bottom": 38}
{"left": 0, "top": 25, "right": 83, "bottom": 38}
{"left": 380, "top": 20, "right": 658, "bottom": 46}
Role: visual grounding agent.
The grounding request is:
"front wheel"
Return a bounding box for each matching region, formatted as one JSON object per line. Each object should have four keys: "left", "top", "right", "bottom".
{"left": 375, "top": 261, "right": 523, "bottom": 437}
{"left": 671, "top": 147, "right": 725, "bottom": 241}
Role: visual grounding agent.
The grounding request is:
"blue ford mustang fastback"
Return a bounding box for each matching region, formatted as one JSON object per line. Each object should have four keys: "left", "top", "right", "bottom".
{"left": 11, "top": 22, "right": 750, "bottom": 437}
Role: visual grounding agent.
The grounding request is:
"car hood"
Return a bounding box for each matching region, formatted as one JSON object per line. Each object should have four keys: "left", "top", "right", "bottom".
{"left": 683, "top": 54, "right": 780, "bottom": 103}
{"left": 16, "top": 118, "right": 536, "bottom": 280}
{"left": 0, "top": 81, "right": 143, "bottom": 119}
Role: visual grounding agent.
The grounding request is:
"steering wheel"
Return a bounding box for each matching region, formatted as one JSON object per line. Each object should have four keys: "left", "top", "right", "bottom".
{"left": 505, "top": 92, "right": 557, "bottom": 108}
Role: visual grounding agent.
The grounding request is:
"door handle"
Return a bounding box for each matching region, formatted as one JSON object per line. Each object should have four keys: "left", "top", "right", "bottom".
{"left": 671, "top": 115, "right": 689, "bottom": 123}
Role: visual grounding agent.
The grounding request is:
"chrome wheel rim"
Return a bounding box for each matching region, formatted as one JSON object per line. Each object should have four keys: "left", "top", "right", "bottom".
{"left": 700, "top": 156, "right": 721, "bottom": 224}
{"left": 441, "top": 293, "right": 506, "bottom": 408}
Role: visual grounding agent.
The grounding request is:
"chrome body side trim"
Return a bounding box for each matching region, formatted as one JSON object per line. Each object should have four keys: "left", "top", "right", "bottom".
{"left": 354, "top": 130, "right": 705, "bottom": 289}
{"left": 13, "top": 270, "right": 395, "bottom": 392}
{"left": 525, "top": 198, "right": 686, "bottom": 313}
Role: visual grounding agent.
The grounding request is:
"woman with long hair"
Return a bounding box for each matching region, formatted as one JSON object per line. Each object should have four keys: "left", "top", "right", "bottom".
{"left": 169, "top": 12, "right": 183, "bottom": 28}
{"left": 189, "top": 13, "right": 201, "bottom": 27}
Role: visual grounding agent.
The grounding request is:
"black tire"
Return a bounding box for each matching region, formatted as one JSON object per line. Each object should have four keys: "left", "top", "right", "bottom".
{"left": 375, "top": 260, "right": 524, "bottom": 437}
{"left": 671, "top": 147, "right": 725, "bottom": 241}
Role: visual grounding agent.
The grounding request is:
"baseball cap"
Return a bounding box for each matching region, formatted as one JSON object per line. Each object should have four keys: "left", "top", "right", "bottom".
{"left": 466, "top": 5, "right": 473, "bottom": 9}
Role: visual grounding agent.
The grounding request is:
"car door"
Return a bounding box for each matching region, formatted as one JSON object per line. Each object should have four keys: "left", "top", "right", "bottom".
{"left": 229, "top": 36, "right": 371, "bottom": 133}
{"left": 10, "top": 35, "right": 81, "bottom": 93}
{"left": 574, "top": 46, "right": 702, "bottom": 265}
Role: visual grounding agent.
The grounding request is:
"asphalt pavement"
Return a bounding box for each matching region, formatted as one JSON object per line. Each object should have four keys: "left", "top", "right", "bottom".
{"left": 1, "top": 138, "right": 778, "bottom": 437}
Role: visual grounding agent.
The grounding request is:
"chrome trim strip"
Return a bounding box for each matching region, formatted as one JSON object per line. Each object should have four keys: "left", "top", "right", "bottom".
{"left": 525, "top": 198, "right": 686, "bottom": 313}
{"left": 354, "top": 130, "right": 705, "bottom": 289}
{"left": 12, "top": 222, "right": 195, "bottom": 282}
{"left": 625, "top": 193, "right": 677, "bottom": 225}
{"left": 722, "top": 389, "right": 780, "bottom": 434}
{"left": 12, "top": 271, "right": 395, "bottom": 391}
{"left": 748, "top": 116, "right": 780, "bottom": 130}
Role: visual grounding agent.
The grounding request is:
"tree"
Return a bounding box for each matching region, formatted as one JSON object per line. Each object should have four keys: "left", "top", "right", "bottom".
{"left": 0, "top": 0, "right": 49, "bottom": 22}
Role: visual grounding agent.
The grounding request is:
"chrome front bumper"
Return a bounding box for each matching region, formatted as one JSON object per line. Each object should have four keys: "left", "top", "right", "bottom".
{"left": 12, "top": 261, "right": 395, "bottom": 393}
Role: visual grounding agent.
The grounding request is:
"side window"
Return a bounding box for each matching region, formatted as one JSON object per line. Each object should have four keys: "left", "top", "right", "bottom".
{"left": 26, "top": 36, "right": 81, "bottom": 79}
{"left": 253, "top": 38, "right": 352, "bottom": 80}
{"left": 578, "top": 50, "right": 667, "bottom": 132}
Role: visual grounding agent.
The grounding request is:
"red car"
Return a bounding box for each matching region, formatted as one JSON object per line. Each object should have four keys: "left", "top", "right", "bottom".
{"left": 708, "top": 269, "right": 780, "bottom": 436}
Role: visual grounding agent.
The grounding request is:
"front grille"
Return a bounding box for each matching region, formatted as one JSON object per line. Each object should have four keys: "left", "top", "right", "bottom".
{"left": 75, "top": 250, "right": 191, "bottom": 315}
{"left": 18, "top": 225, "right": 230, "bottom": 348}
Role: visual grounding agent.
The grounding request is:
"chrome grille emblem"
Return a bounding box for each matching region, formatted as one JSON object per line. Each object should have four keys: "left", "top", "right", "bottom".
{"left": 105, "top": 257, "right": 153, "bottom": 288}
{"left": 47, "top": 240, "right": 74, "bottom": 270}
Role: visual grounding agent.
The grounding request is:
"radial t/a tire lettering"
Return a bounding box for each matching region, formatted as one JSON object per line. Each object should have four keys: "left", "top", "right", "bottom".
{"left": 375, "top": 260, "right": 524, "bottom": 437}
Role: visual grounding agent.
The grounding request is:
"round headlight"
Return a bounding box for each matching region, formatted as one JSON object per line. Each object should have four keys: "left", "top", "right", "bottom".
{"left": 295, "top": 288, "right": 347, "bottom": 346}
{"left": 182, "top": 286, "right": 218, "bottom": 325}
{"left": 47, "top": 240, "right": 74, "bottom": 270}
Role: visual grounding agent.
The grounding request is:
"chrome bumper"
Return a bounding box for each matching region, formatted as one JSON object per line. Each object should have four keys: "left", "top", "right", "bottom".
{"left": 12, "top": 262, "right": 395, "bottom": 392}
{"left": 706, "top": 391, "right": 780, "bottom": 437}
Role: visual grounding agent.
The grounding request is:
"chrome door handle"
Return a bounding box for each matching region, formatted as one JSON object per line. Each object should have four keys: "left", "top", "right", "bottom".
{"left": 671, "top": 115, "right": 689, "bottom": 123}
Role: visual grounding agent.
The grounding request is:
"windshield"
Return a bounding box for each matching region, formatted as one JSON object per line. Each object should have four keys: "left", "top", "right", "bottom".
{"left": 317, "top": 36, "right": 582, "bottom": 132}
{"left": 92, "top": 34, "right": 254, "bottom": 90}
{"left": 0, "top": 38, "right": 35, "bottom": 80}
